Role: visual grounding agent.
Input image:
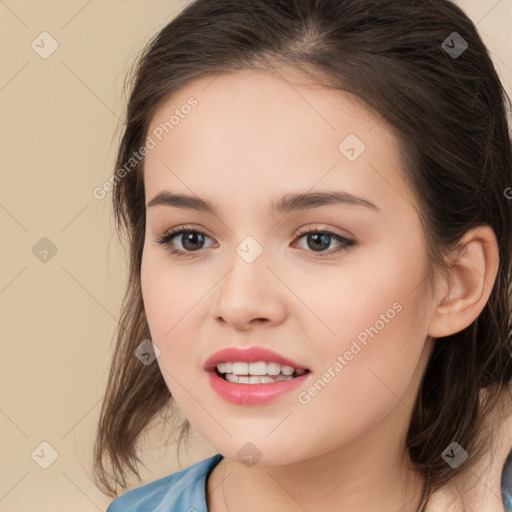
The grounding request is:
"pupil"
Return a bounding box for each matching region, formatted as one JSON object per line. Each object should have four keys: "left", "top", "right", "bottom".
{"left": 308, "top": 233, "right": 330, "bottom": 252}
{"left": 182, "top": 232, "right": 204, "bottom": 251}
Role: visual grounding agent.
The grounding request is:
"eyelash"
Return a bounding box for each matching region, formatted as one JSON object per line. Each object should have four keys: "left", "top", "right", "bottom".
{"left": 154, "top": 225, "right": 357, "bottom": 259}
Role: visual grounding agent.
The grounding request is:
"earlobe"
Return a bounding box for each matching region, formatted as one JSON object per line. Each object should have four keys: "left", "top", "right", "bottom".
{"left": 427, "top": 226, "right": 499, "bottom": 339}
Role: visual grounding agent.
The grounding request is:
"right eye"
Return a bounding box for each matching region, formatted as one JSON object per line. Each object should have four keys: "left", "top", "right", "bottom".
{"left": 154, "top": 226, "right": 217, "bottom": 258}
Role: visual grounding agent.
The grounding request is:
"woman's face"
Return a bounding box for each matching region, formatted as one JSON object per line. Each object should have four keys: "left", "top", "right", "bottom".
{"left": 141, "top": 68, "right": 436, "bottom": 465}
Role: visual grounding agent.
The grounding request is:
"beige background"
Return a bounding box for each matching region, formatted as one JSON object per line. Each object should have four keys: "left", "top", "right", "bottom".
{"left": 0, "top": 1, "right": 511, "bottom": 510}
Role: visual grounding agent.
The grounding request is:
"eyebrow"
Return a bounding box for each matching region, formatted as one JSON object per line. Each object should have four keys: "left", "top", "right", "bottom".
{"left": 147, "top": 190, "right": 380, "bottom": 214}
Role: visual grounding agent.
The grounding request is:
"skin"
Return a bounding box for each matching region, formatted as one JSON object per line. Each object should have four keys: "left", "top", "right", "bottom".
{"left": 140, "top": 68, "right": 500, "bottom": 512}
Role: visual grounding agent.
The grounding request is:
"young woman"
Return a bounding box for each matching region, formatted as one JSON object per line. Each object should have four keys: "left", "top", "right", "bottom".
{"left": 92, "top": 1, "right": 512, "bottom": 510}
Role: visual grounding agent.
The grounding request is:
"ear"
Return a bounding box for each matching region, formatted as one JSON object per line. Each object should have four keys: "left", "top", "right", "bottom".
{"left": 427, "top": 225, "right": 500, "bottom": 339}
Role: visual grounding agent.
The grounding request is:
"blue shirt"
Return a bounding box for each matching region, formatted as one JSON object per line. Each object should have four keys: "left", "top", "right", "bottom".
{"left": 106, "top": 453, "right": 223, "bottom": 512}
{"left": 107, "top": 452, "right": 512, "bottom": 511}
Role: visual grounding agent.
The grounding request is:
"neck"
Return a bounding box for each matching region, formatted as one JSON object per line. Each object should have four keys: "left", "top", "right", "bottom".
{"left": 208, "top": 403, "right": 426, "bottom": 512}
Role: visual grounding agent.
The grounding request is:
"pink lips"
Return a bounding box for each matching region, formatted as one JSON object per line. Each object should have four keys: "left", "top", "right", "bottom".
{"left": 207, "top": 369, "right": 310, "bottom": 405}
{"left": 203, "top": 346, "right": 309, "bottom": 372}
{"left": 203, "top": 346, "right": 311, "bottom": 405}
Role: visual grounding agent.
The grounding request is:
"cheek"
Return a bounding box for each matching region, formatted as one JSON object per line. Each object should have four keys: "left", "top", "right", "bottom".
{"left": 294, "top": 242, "right": 428, "bottom": 407}
{"left": 292, "top": 239, "right": 426, "bottom": 349}
{"left": 140, "top": 249, "right": 205, "bottom": 360}
{"left": 141, "top": 241, "right": 204, "bottom": 319}
{"left": 291, "top": 299, "right": 427, "bottom": 458}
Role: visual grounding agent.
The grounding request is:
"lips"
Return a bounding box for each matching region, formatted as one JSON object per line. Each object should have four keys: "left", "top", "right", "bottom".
{"left": 203, "top": 346, "right": 309, "bottom": 372}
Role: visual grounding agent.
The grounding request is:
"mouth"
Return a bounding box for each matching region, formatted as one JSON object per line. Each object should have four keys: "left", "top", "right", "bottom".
{"left": 207, "top": 363, "right": 311, "bottom": 405}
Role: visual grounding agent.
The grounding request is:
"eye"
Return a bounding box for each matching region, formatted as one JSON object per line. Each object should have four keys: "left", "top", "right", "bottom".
{"left": 154, "top": 225, "right": 215, "bottom": 258}
{"left": 154, "top": 225, "right": 357, "bottom": 259}
{"left": 292, "top": 227, "right": 357, "bottom": 258}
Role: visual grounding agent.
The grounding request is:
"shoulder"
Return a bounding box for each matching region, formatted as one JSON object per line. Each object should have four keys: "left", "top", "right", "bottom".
{"left": 106, "top": 453, "right": 224, "bottom": 512}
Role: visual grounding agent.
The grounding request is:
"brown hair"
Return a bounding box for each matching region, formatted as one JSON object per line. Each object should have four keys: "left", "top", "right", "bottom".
{"left": 93, "top": 0, "right": 512, "bottom": 502}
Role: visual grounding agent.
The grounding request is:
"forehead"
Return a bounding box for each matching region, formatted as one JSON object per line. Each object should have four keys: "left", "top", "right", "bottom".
{"left": 143, "top": 69, "right": 418, "bottom": 219}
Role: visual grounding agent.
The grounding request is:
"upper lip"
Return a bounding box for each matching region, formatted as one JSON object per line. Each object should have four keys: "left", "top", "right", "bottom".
{"left": 203, "top": 346, "right": 310, "bottom": 372}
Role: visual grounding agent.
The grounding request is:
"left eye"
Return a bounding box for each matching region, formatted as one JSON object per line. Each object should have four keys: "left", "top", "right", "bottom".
{"left": 293, "top": 228, "right": 356, "bottom": 256}
{"left": 154, "top": 226, "right": 357, "bottom": 258}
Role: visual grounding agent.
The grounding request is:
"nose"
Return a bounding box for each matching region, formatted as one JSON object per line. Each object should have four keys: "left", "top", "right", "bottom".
{"left": 211, "top": 252, "right": 287, "bottom": 331}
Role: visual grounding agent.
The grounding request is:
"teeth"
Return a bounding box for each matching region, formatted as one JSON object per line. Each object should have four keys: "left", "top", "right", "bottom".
{"left": 216, "top": 361, "right": 308, "bottom": 379}
{"left": 232, "top": 362, "right": 248, "bottom": 375}
{"left": 218, "top": 362, "right": 233, "bottom": 373}
{"left": 225, "top": 373, "right": 294, "bottom": 384}
{"left": 266, "top": 362, "right": 282, "bottom": 375}
{"left": 281, "top": 365, "right": 295, "bottom": 376}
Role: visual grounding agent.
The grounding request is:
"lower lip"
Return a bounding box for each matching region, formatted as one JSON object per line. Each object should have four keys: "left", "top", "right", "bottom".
{"left": 207, "top": 370, "right": 310, "bottom": 405}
